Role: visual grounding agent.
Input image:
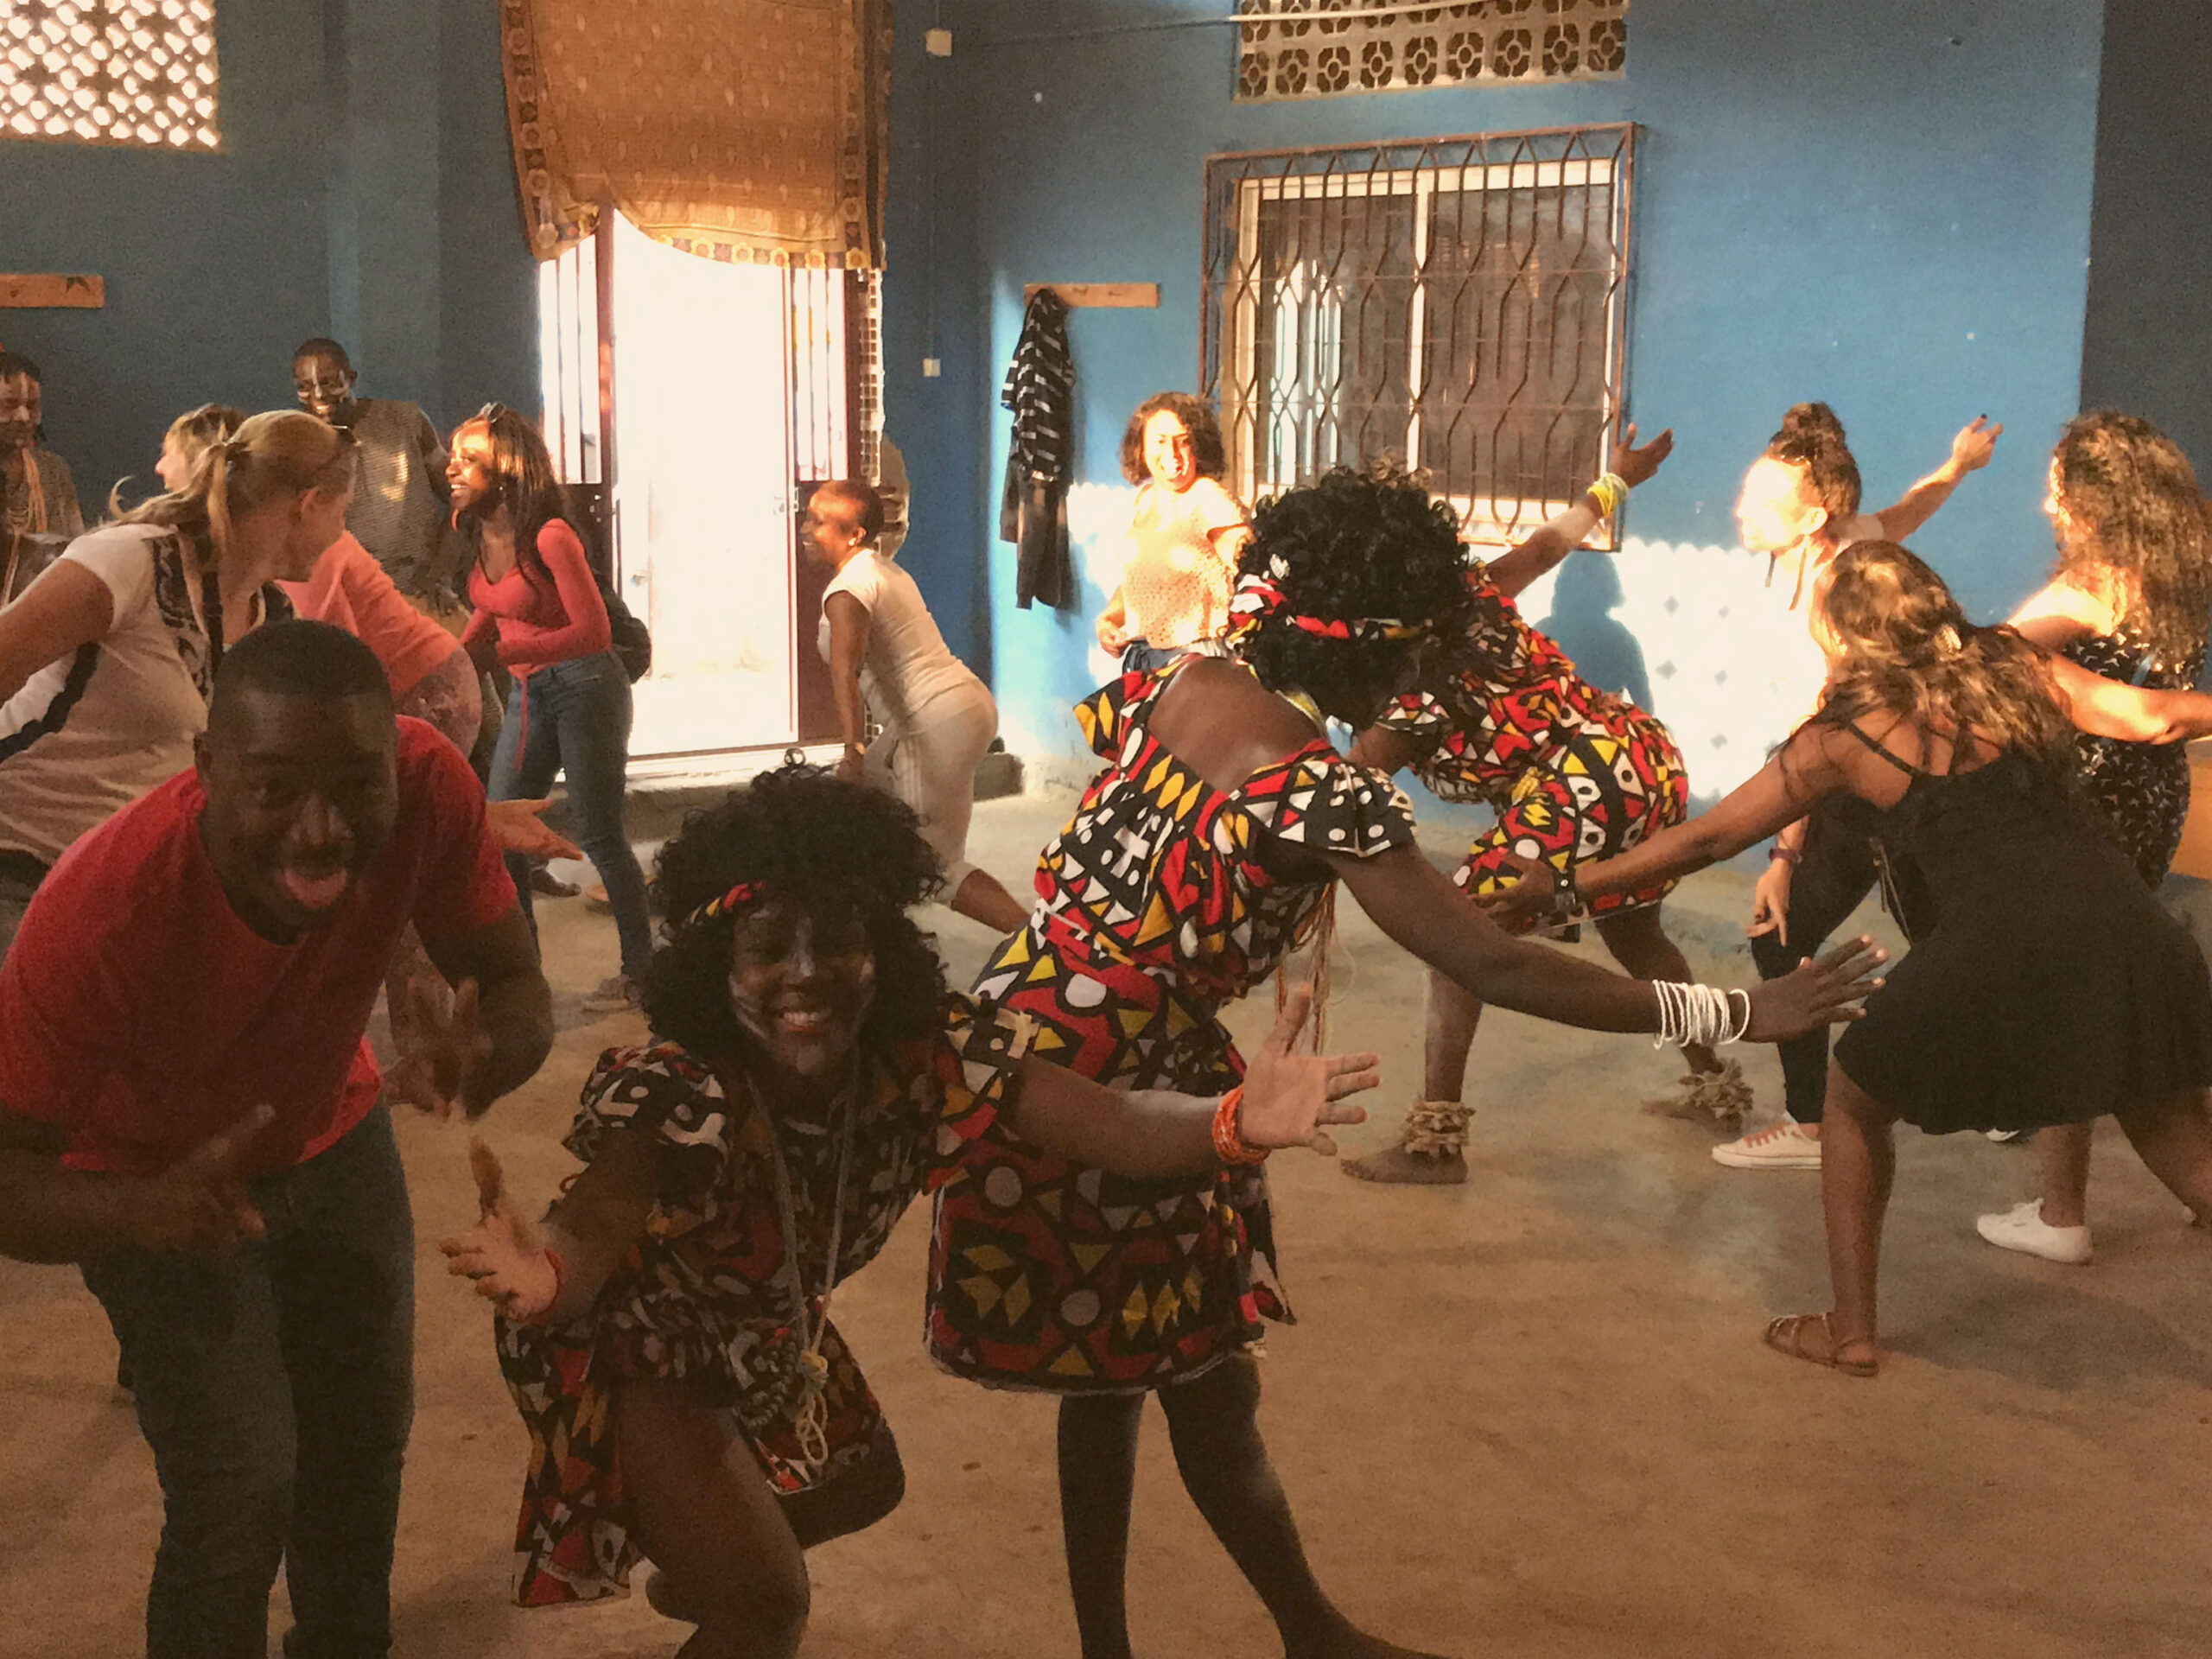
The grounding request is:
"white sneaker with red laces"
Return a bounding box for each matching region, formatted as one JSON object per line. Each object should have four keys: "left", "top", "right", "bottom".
{"left": 1712, "top": 1119, "right": 1821, "bottom": 1169}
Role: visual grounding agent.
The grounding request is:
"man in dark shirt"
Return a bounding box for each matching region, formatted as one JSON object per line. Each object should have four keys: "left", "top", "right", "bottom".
{"left": 293, "top": 338, "right": 468, "bottom": 607}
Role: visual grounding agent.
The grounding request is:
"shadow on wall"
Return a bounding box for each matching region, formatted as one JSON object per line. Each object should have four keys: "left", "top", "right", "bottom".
{"left": 1534, "top": 551, "right": 1653, "bottom": 713}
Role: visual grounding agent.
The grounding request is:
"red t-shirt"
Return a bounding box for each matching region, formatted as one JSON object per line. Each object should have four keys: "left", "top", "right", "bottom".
{"left": 0, "top": 717, "right": 518, "bottom": 1176}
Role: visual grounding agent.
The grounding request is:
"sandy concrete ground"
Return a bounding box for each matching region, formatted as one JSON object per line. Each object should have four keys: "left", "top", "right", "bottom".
{"left": 3, "top": 785, "right": 2209, "bottom": 1658}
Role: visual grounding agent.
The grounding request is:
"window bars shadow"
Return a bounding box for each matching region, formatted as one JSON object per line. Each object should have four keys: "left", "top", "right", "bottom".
{"left": 1202, "top": 124, "right": 1634, "bottom": 548}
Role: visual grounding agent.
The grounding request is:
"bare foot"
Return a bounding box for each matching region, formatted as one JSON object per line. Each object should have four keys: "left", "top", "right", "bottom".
{"left": 1341, "top": 1144, "right": 1467, "bottom": 1185}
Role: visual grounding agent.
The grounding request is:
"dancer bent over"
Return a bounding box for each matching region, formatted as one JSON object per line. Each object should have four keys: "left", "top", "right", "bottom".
{"left": 442, "top": 766, "right": 1377, "bottom": 1659}
{"left": 930, "top": 467, "right": 1881, "bottom": 1659}
{"left": 1491, "top": 543, "right": 2212, "bottom": 1375}
{"left": 1344, "top": 423, "right": 1738, "bottom": 1183}
{"left": 1725, "top": 404, "right": 1999, "bottom": 1169}
{"left": 0, "top": 622, "right": 553, "bottom": 1657}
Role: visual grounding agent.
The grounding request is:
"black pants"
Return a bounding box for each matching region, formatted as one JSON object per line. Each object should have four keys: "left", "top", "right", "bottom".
{"left": 1748, "top": 798, "right": 1934, "bottom": 1124}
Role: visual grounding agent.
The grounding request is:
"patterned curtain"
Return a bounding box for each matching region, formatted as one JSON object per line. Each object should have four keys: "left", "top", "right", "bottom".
{"left": 497, "top": 0, "right": 891, "bottom": 269}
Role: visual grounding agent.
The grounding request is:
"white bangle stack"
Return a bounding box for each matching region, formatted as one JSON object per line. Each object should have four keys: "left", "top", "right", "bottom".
{"left": 1651, "top": 982, "right": 1752, "bottom": 1049}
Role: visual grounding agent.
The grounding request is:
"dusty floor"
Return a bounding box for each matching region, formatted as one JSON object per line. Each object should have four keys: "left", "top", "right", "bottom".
{"left": 3, "top": 785, "right": 2209, "bottom": 1658}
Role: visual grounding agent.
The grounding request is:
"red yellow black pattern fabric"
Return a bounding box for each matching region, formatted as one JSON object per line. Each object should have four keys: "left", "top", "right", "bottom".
{"left": 927, "top": 658, "right": 1415, "bottom": 1393}
{"left": 1380, "top": 563, "right": 1688, "bottom": 931}
{"left": 493, "top": 998, "right": 1031, "bottom": 1606}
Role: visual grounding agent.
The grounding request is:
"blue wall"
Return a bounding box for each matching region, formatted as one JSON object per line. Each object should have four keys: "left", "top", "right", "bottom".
{"left": 0, "top": 0, "right": 536, "bottom": 508}
{"left": 882, "top": 0, "right": 2107, "bottom": 781}
{"left": 2079, "top": 0, "right": 2212, "bottom": 474}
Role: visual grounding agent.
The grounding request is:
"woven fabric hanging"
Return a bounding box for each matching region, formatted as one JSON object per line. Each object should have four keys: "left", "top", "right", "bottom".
{"left": 496, "top": 0, "right": 891, "bottom": 270}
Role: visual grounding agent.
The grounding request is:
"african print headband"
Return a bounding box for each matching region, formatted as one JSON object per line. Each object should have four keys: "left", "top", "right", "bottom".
{"left": 685, "top": 880, "right": 767, "bottom": 928}
{"left": 1225, "top": 561, "right": 1424, "bottom": 646}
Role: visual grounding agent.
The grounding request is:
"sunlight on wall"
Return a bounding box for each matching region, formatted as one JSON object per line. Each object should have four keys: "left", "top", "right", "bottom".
{"left": 1513, "top": 537, "right": 1827, "bottom": 804}
{"left": 1033, "top": 492, "right": 1826, "bottom": 810}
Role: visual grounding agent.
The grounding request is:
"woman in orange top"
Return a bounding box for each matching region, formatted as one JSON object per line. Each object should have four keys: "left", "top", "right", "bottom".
{"left": 1095, "top": 393, "right": 1252, "bottom": 673}
{"left": 161, "top": 404, "right": 483, "bottom": 756}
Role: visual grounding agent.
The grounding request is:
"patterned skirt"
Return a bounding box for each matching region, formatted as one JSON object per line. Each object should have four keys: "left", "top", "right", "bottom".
{"left": 927, "top": 956, "right": 1285, "bottom": 1395}
{"left": 493, "top": 1306, "right": 882, "bottom": 1606}
{"left": 1452, "top": 712, "right": 1689, "bottom": 932}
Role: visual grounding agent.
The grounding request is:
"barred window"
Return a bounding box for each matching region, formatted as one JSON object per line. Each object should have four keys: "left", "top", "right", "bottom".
{"left": 2, "top": 1, "right": 220, "bottom": 151}
{"left": 1235, "top": 0, "right": 1626, "bottom": 104}
{"left": 1203, "top": 124, "right": 1633, "bottom": 545}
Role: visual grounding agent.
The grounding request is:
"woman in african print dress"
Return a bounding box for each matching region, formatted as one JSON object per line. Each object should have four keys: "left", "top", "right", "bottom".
{"left": 441, "top": 766, "right": 1378, "bottom": 1659}
{"left": 1973, "top": 412, "right": 2212, "bottom": 1265}
{"left": 1342, "top": 425, "right": 1751, "bottom": 1185}
{"left": 928, "top": 466, "right": 1884, "bottom": 1659}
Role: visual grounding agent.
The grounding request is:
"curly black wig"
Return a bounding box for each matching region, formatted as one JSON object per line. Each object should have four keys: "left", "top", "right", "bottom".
{"left": 640, "top": 764, "right": 950, "bottom": 1065}
{"left": 1236, "top": 465, "right": 1473, "bottom": 712}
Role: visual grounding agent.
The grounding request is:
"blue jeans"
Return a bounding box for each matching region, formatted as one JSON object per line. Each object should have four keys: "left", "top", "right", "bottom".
{"left": 1120, "top": 638, "right": 1185, "bottom": 676}
{"left": 487, "top": 651, "right": 653, "bottom": 980}
{"left": 82, "top": 1107, "right": 416, "bottom": 1659}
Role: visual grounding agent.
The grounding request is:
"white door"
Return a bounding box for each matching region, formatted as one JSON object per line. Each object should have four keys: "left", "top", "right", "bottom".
{"left": 607, "top": 213, "right": 797, "bottom": 758}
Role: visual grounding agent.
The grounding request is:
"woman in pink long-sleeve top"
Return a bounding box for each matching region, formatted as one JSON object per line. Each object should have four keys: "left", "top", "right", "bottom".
{"left": 455, "top": 405, "right": 651, "bottom": 1011}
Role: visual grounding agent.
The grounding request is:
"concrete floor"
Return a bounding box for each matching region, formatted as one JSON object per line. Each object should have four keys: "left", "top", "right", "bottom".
{"left": 4, "top": 785, "right": 2209, "bottom": 1658}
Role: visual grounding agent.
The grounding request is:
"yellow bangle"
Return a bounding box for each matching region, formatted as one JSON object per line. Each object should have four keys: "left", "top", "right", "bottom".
{"left": 1586, "top": 473, "right": 1629, "bottom": 520}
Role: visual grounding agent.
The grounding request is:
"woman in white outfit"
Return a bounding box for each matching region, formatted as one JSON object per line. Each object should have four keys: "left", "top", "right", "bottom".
{"left": 809, "top": 480, "right": 1031, "bottom": 932}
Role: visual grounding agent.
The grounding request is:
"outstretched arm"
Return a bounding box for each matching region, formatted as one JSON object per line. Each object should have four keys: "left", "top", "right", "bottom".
{"left": 2047, "top": 653, "right": 2212, "bottom": 744}
{"left": 1005, "top": 986, "right": 1376, "bottom": 1174}
{"left": 441, "top": 1132, "right": 659, "bottom": 1325}
{"left": 1579, "top": 738, "right": 1838, "bottom": 904}
{"left": 1486, "top": 423, "right": 1675, "bottom": 598}
{"left": 1875, "top": 416, "right": 2001, "bottom": 542}
{"left": 1323, "top": 817, "right": 1878, "bottom": 1045}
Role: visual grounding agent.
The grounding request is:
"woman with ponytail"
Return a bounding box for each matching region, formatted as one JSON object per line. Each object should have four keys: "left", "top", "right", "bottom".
{"left": 1487, "top": 541, "right": 2212, "bottom": 1376}
{"left": 0, "top": 409, "right": 354, "bottom": 950}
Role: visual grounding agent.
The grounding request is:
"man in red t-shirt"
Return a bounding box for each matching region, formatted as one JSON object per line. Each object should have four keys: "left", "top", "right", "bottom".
{"left": 0, "top": 620, "right": 553, "bottom": 1659}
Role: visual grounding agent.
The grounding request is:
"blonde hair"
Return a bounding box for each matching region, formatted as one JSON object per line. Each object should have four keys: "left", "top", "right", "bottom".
{"left": 112, "top": 410, "right": 356, "bottom": 571}
{"left": 108, "top": 403, "right": 251, "bottom": 518}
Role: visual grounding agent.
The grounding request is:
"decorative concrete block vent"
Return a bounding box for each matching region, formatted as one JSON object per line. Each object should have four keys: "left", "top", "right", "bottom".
{"left": 1, "top": 0, "right": 220, "bottom": 149}
{"left": 1235, "top": 0, "right": 1626, "bottom": 103}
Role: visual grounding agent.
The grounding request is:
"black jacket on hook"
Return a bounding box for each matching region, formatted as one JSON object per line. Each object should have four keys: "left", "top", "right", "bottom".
{"left": 1000, "top": 287, "right": 1076, "bottom": 610}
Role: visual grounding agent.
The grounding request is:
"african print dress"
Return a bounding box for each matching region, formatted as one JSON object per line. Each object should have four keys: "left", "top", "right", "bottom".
{"left": 493, "top": 999, "right": 1032, "bottom": 1606}
{"left": 2063, "top": 623, "right": 2206, "bottom": 888}
{"left": 927, "top": 657, "right": 1416, "bottom": 1394}
{"left": 1378, "top": 562, "right": 1688, "bottom": 933}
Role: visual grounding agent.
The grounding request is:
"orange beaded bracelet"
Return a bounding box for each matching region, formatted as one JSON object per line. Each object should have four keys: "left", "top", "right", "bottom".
{"left": 1211, "top": 1086, "right": 1268, "bottom": 1166}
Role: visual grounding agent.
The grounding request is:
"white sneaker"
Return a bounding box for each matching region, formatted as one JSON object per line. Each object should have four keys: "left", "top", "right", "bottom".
{"left": 1712, "top": 1119, "right": 1822, "bottom": 1169}
{"left": 1975, "top": 1199, "right": 2092, "bottom": 1265}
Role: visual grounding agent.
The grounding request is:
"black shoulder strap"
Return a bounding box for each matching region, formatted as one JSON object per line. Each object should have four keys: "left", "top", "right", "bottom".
{"left": 1836, "top": 720, "right": 1926, "bottom": 776}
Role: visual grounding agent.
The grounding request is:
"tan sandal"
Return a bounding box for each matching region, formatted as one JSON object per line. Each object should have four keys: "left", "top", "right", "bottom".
{"left": 1763, "top": 1312, "right": 1878, "bottom": 1377}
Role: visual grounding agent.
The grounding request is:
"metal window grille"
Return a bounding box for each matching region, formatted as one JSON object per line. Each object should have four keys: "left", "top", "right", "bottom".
{"left": 2, "top": 0, "right": 220, "bottom": 150}
{"left": 1203, "top": 123, "right": 1634, "bottom": 547}
{"left": 1235, "top": 0, "right": 1626, "bottom": 104}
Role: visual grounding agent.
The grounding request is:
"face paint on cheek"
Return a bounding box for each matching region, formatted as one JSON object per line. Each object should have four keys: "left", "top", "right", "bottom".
{"left": 727, "top": 968, "right": 779, "bottom": 1048}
